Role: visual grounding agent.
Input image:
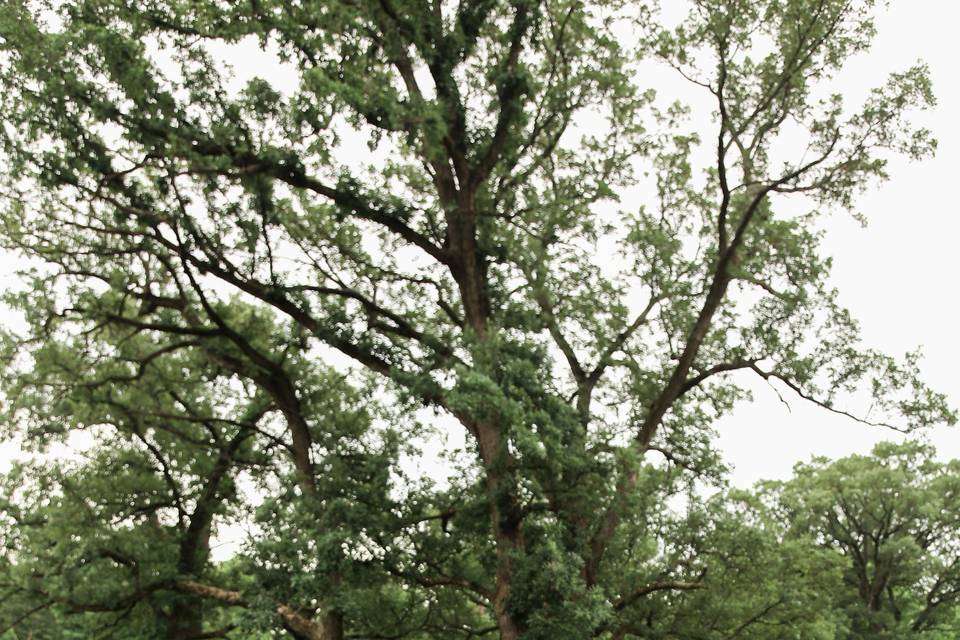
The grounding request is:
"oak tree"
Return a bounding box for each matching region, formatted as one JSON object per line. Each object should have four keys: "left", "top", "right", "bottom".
{"left": 0, "top": 0, "right": 954, "bottom": 638}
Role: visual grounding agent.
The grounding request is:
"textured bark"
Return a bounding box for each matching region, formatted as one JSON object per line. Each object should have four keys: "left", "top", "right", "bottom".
{"left": 462, "top": 413, "right": 525, "bottom": 640}
{"left": 174, "top": 580, "right": 245, "bottom": 606}
{"left": 174, "top": 581, "right": 329, "bottom": 640}
{"left": 278, "top": 605, "right": 327, "bottom": 640}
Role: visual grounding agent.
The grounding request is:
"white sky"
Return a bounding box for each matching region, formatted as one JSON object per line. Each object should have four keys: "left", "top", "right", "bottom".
{"left": 1, "top": 1, "right": 958, "bottom": 490}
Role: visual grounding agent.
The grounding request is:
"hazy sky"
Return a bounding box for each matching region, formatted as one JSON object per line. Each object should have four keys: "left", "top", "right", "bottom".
{"left": 1, "top": 1, "right": 958, "bottom": 489}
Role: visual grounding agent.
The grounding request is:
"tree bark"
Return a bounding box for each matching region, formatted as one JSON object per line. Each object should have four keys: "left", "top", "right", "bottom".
{"left": 163, "top": 595, "right": 205, "bottom": 640}
{"left": 471, "top": 417, "right": 526, "bottom": 640}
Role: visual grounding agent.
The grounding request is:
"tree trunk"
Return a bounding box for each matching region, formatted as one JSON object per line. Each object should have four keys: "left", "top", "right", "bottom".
{"left": 163, "top": 595, "right": 204, "bottom": 640}
{"left": 473, "top": 418, "right": 526, "bottom": 640}
{"left": 447, "top": 197, "right": 524, "bottom": 639}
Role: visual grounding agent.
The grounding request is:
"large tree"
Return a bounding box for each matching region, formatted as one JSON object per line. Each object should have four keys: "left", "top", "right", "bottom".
{"left": 0, "top": 0, "right": 954, "bottom": 638}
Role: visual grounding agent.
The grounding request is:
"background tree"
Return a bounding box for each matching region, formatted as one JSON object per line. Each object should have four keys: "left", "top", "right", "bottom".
{"left": 771, "top": 441, "right": 960, "bottom": 639}
{"left": 0, "top": 309, "right": 286, "bottom": 638}
{"left": 0, "top": 0, "right": 954, "bottom": 638}
{"left": 618, "top": 490, "right": 847, "bottom": 640}
{"left": 0, "top": 300, "right": 427, "bottom": 639}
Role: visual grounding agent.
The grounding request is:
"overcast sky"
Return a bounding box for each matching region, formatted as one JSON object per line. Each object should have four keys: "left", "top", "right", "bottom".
{"left": 1, "top": 1, "right": 957, "bottom": 489}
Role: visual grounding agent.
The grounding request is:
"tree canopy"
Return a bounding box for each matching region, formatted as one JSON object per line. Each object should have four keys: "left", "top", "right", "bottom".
{"left": 773, "top": 441, "right": 960, "bottom": 638}
{"left": 0, "top": 0, "right": 955, "bottom": 638}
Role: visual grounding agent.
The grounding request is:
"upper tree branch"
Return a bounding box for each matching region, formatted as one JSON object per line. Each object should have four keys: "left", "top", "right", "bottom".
{"left": 585, "top": 95, "right": 841, "bottom": 587}
{"left": 612, "top": 578, "right": 704, "bottom": 612}
{"left": 469, "top": 1, "right": 533, "bottom": 190}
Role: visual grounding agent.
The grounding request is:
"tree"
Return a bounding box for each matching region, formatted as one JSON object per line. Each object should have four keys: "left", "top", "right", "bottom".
{"left": 620, "top": 443, "right": 960, "bottom": 640}
{"left": 0, "top": 310, "right": 289, "bottom": 639}
{"left": 771, "top": 442, "right": 960, "bottom": 639}
{"left": 0, "top": 0, "right": 954, "bottom": 638}
{"left": 625, "top": 490, "right": 847, "bottom": 640}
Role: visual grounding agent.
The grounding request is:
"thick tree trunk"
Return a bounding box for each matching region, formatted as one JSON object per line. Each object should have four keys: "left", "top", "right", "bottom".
{"left": 167, "top": 434, "right": 245, "bottom": 640}
{"left": 491, "top": 523, "right": 524, "bottom": 640}
{"left": 447, "top": 197, "right": 526, "bottom": 639}
{"left": 474, "top": 419, "right": 526, "bottom": 640}
{"left": 322, "top": 610, "right": 344, "bottom": 640}
{"left": 163, "top": 596, "right": 204, "bottom": 640}
{"left": 169, "top": 502, "right": 211, "bottom": 639}
{"left": 316, "top": 575, "right": 345, "bottom": 640}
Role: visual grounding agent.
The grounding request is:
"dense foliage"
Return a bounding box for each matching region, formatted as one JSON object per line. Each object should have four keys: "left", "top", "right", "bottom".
{"left": 0, "top": 0, "right": 955, "bottom": 638}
